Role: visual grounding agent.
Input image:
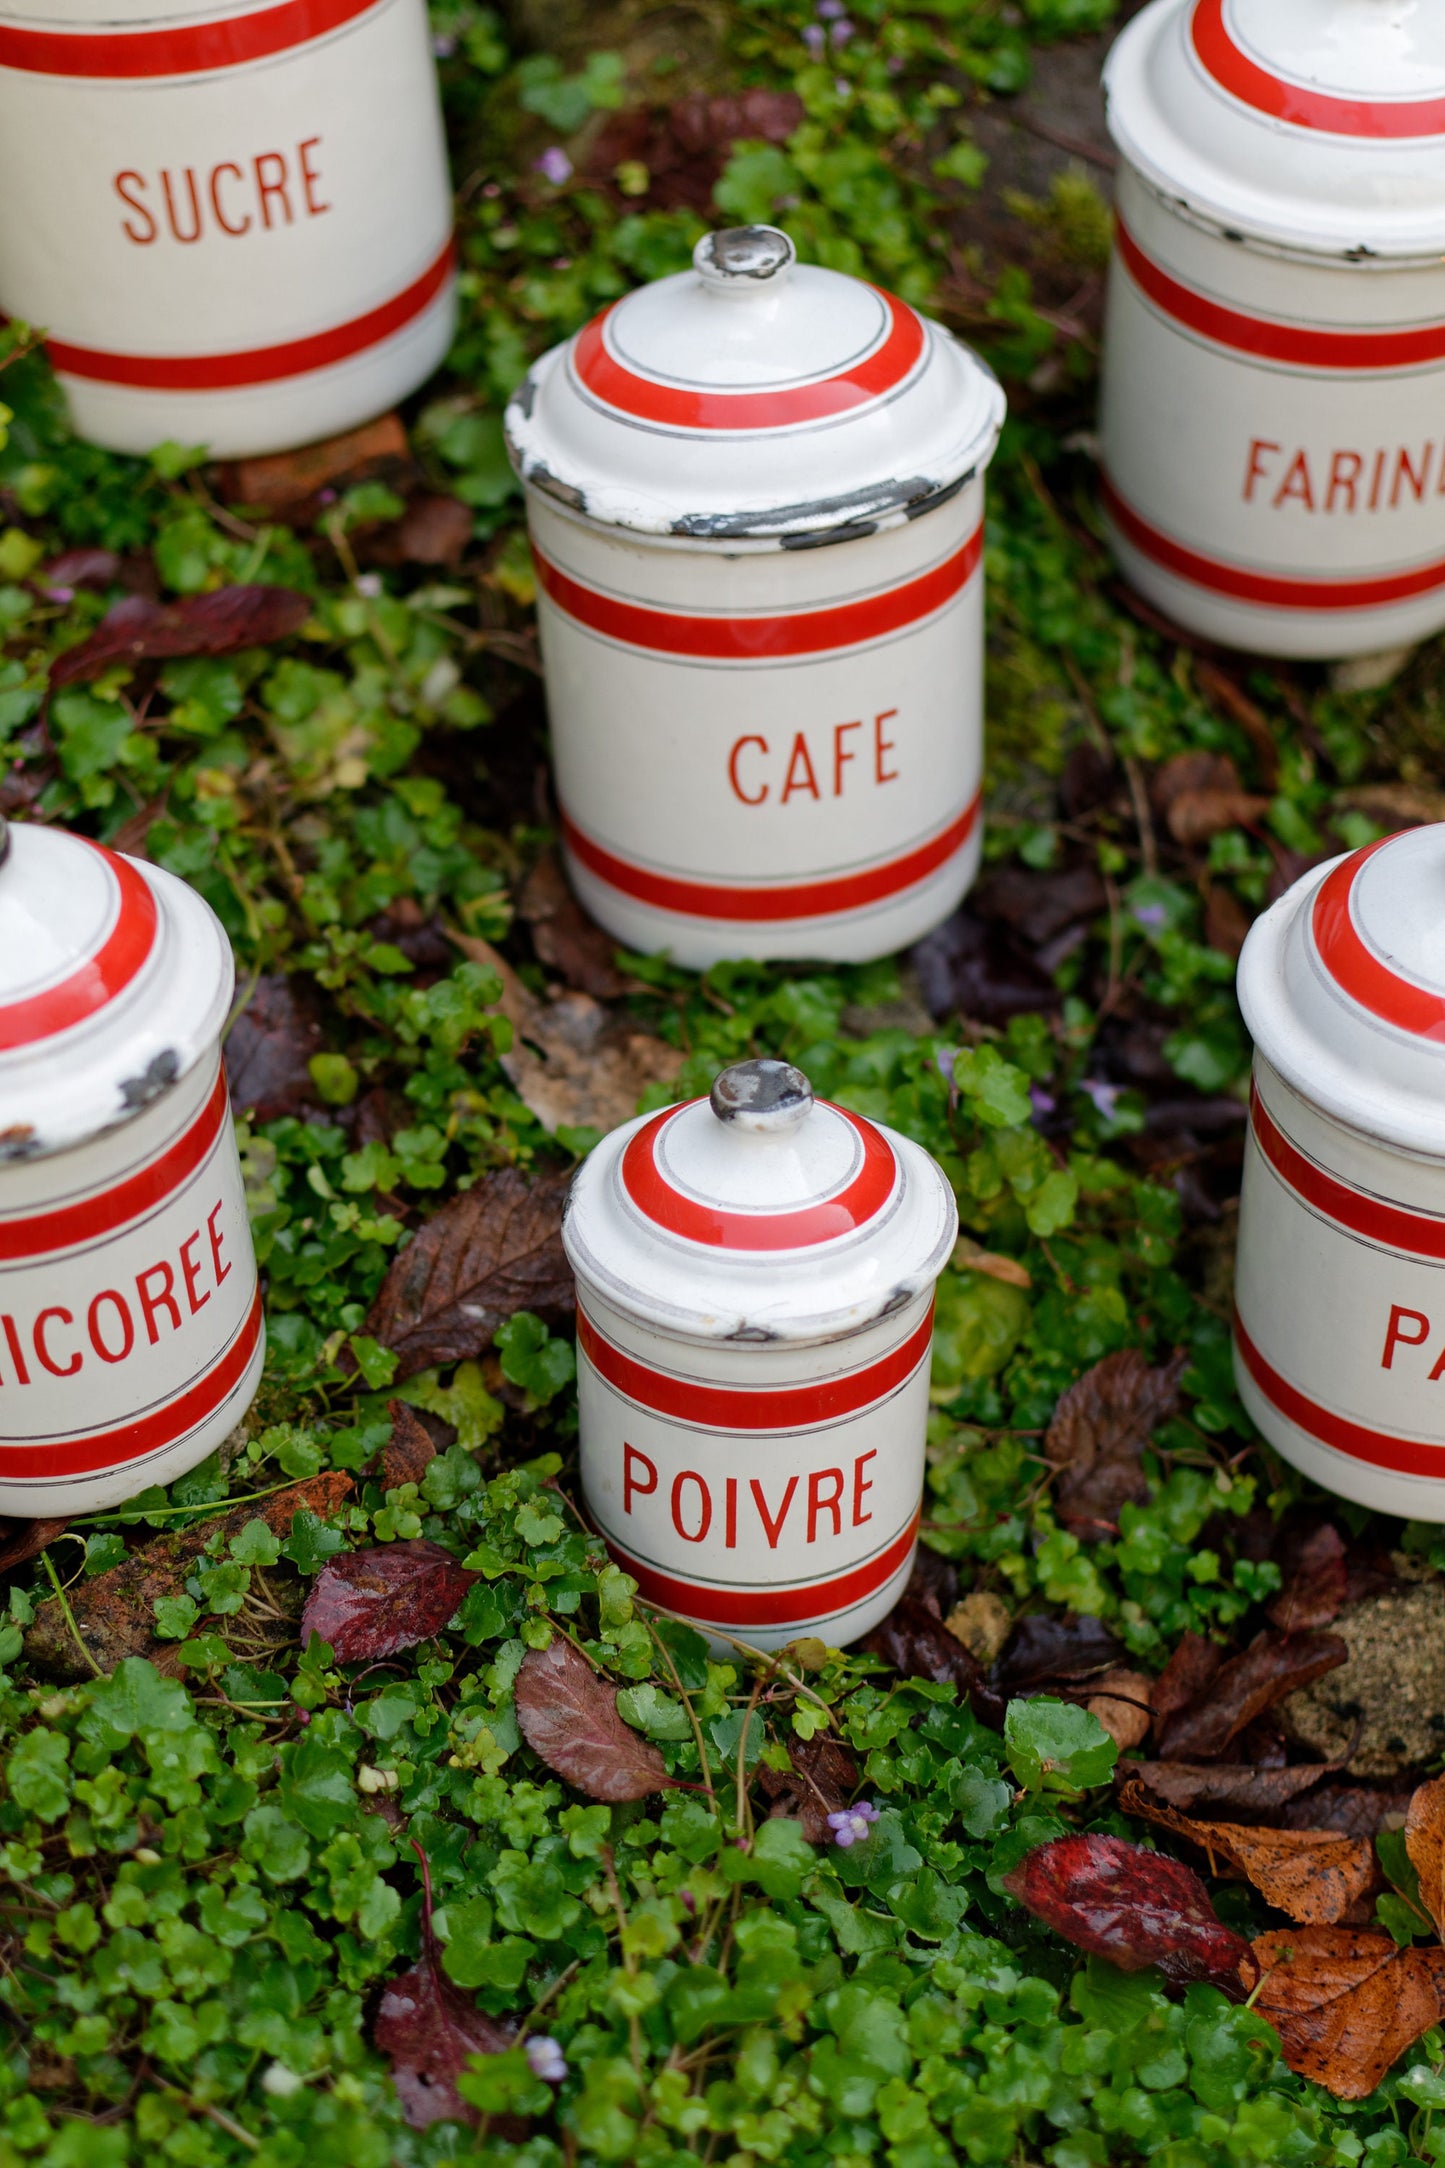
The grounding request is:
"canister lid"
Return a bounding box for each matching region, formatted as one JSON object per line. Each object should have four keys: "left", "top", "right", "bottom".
{"left": 563, "top": 1056, "right": 959, "bottom": 1342}
{"left": 1105, "top": 0, "right": 1445, "bottom": 259}
{"left": 504, "top": 225, "right": 1006, "bottom": 544}
{"left": 1238, "top": 826, "right": 1445, "bottom": 1155}
{"left": 0, "top": 817, "right": 234, "bottom": 1160}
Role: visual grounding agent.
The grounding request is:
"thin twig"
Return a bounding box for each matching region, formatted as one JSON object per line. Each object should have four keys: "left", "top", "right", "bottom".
{"left": 40, "top": 1550, "right": 101, "bottom": 1679}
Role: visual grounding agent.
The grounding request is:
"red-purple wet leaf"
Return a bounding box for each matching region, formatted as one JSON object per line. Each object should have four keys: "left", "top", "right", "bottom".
{"left": 50, "top": 584, "right": 311, "bottom": 684}
{"left": 1004, "top": 1833, "right": 1257, "bottom": 1995}
{"left": 300, "top": 1540, "right": 476, "bottom": 1663}
{"left": 514, "top": 1637, "right": 670, "bottom": 1802}
{"left": 374, "top": 1841, "right": 518, "bottom": 2130}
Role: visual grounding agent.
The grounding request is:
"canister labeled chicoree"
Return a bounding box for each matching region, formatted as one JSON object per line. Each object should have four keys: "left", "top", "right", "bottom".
{"left": 0, "top": 0, "right": 455, "bottom": 457}
{"left": 563, "top": 1058, "right": 958, "bottom": 1649}
{"left": 1101, "top": 0, "right": 1445, "bottom": 659}
{"left": 0, "top": 817, "right": 262, "bottom": 1514}
{"left": 1235, "top": 825, "right": 1445, "bottom": 1518}
{"left": 505, "top": 226, "right": 1006, "bottom": 968}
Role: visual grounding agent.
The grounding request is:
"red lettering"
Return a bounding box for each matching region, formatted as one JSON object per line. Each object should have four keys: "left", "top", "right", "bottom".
{"left": 623, "top": 1443, "right": 657, "bottom": 1516}
{"left": 1392, "top": 444, "right": 1432, "bottom": 508}
{"left": 833, "top": 719, "right": 861, "bottom": 797}
{"left": 852, "top": 1449, "right": 876, "bottom": 1528}
{"left": 1369, "top": 448, "right": 1387, "bottom": 511}
{"left": 728, "top": 734, "right": 769, "bottom": 805}
{"left": 1383, "top": 1304, "right": 1431, "bottom": 1369}
{"left": 1431, "top": 1344, "right": 1445, "bottom": 1383}
{"left": 180, "top": 1230, "right": 210, "bottom": 1316}
{"left": 87, "top": 1291, "right": 135, "bottom": 1366}
{"left": 750, "top": 1475, "right": 798, "bottom": 1550}
{"left": 253, "top": 150, "right": 294, "bottom": 229}
{"left": 670, "top": 1471, "right": 712, "bottom": 1543}
{"left": 725, "top": 1475, "right": 738, "bottom": 1549}
{"left": 297, "top": 136, "right": 329, "bottom": 217}
{"left": 114, "top": 170, "right": 157, "bottom": 245}
{"left": 1, "top": 1315, "right": 30, "bottom": 1387}
{"left": 137, "top": 1261, "right": 182, "bottom": 1344}
{"left": 209, "top": 161, "right": 251, "bottom": 236}
{"left": 1326, "top": 451, "right": 1362, "bottom": 514}
{"left": 781, "top": 733, "right": 820, "bottom": 803}
{"left": 1243, "top": 438, "right": 1281, "bottom": 503}
{"left": 807, "top": 1467, "right": 844, "bottom": 1541}
{"left": 34, "top": 1308, "right": 81, "bottom": 1380}
{"left": 873, "top": 708, "right": 899, "bottom": 785}
{"left": 208, "top": 1201, "right": 231, "bottom": 1287}
{"left": 161, "top": 166, "right": 203, "bottom": 244}
{"left": 1272, "top": 450, "right": 1315, "bottom": 512}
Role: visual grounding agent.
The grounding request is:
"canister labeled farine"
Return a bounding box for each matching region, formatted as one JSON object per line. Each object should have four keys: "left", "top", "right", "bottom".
{"left": 506, "top": 226, "right": 1006, "bottom": 968}
{"left": 1235, "top": 826, "right": 1445, "bottom": 1518}
{"left": 0, "top": 0, "right": 455, "bottom": 456}
{"left": 0, "top": 817, "right": 263, "bottom": 1513}
{"left": 563, "top": 1058, "right": 958, "bottom": 1649}
{"left": 1101, "top": 0, "right": 1445, "bottom": 659}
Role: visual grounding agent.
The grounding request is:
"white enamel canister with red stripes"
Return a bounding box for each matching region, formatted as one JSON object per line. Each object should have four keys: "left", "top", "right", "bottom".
{"left": 0, "top": 0, "right": 455, "bottom": 457}
{"left": 1100, "top": 0, "right": 1445, "bottom": 659}
{"left": 563, "top": 1057, "right": 958, "bottom": 1649}
{"left": 0, "top": 817, "right": 262, "bottom": 1513}
{"left": 1234, "top": 826, "right": 1445, "bottom": 1517}
{"left": 505, "top": 226, "right": 1006, "bottom": 967}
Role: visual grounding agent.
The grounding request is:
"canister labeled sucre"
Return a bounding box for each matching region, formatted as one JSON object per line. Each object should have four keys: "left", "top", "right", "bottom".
{"left": 506, "top": 226, "right": 1006, "bottom": 968}
{"left": 1101, "top": 0, "right": 1445, "bottom": 659}
{"left": 0, "top": 0, "right": 456, "bottom": 456}
{"left": 563, "top": 1058, "right": 958, "bottom": 1648}
{"left": 0, "top": 817, "right": 263, "bottom": 1513}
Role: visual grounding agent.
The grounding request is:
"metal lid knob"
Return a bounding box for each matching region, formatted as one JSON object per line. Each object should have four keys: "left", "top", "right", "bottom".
{"left": 693, "top": 226, "right": 796, "bottom": 291}
{"left": 709, "top": 1057, "right": 814, "bottom": 1136}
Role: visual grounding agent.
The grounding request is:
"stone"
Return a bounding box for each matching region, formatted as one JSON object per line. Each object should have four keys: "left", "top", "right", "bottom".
{"left": 1280, "top": 1567, "right": 1445, "bottom": 1779}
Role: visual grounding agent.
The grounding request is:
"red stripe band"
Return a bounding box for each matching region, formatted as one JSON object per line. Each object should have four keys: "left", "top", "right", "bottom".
{"left": 45, "top": 240, "right": 453, "bottom": 392}
{"left": 534, "top": 528, "right": 981, "bottom": 659}
{"left": 573, "top": 288, "right": 926, "bottom": 430}
{"left": 1100, "top": 474, "right": 1445, "bottom": 612}
{"left": 0, "top": 844, "right": 157, "bottom": 1051}
{"left": 1235, "top": 1308, "right": 1445, "bottom": 1478}
{"left": 561, "top": 793, "right": 980, "bottom": 925}
{"left": 0, "top": 1286, "right": 263, "bottom": 1479}
{"left": 1309, "top": 838, "right": 1445, "bottom": 1042}
{"left": 578, "top": 1304, "right": 934, "bottom": 1427}
{"left": 1191, "top": 0, "right": 1445, "bottom": 139}
{"left": 1250, "top": 1080, "right": 1445, "bottom": 1259}
{"left": 0, "top": 0, "right": 380, "bottom": 77}
{"left": 1116, "top": 218, "right": 1445, "bottom": 371}
{"left": 621, "top": 1102, "right": 896, "bottom": 1251}
{"left": 603, "top": 1510, "right": 920, "bottom": 1628}
{"left": 0, "top": 1067, "right": 230, "bottom": 1265}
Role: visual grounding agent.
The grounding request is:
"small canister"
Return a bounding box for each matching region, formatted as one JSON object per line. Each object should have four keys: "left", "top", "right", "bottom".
{"left": 0, "top": 817, "right": 263, "bottom": 1514}
{"left": 1100, "top": 0, "right": 1445, "bottom": 659}
{"left": 505, "top": 226, "right": 1006, "bottom": 969}
{"left": 0, "top": 0, "right": 455, "bottom": 457}
{"left": 1235, "top": 825, "right": 1445, "bottom": 1518}
{"left": 562, "top": 1057, "right": 958, "bottom": 1648}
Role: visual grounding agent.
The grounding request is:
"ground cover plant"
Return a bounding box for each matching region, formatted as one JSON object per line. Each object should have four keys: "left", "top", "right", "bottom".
{"left": 4, "top": 0, "right": 1445, "bottom": 2160}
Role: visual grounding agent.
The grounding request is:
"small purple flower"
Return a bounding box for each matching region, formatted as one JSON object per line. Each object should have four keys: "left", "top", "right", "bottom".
{"left": 826, "top": 1800, "right": 880, "bottom": 1850}
{"left": 526, "top": 2036, "right": 567, "bottom": 2084}
{"left": 1029, "top": 1085, "right": 1057, "bottom": 1119}
{"left": 886, "top": 53, "right": 904, "bottom": 74}
{"left": 354, "top": 572, "right": 383, "bottom": 600}
{"left": 41, "top": 586, "right": 75, "bottom": 604}
{"left": 817, "top": 1, "right": 846, "bottom": 18}
{"left": 834, "top": 76, "right": 851, "bottom": 95}
{"left": 802, "top": 22, "right": 825, "bottom": 54}
{"left": 1132, "top": 901, "right": 1168, "bottom": 931}
{"left": 535, "top": 146, "right": 573, "bottom": 187}
{"left": 829, "top": 18, "right": 855, "bottom": 44}
{"left": 317, "top": 487, "right": 338, "bottom": 506}
{"left": 935, "top": 1046, "right": 961, "bottom": 1087}
{"left": 432, "top": 31, "right": 456, "bottom": 56}
{"left": 1080, "top": 1077, "right": 1123, "bottom": 1122}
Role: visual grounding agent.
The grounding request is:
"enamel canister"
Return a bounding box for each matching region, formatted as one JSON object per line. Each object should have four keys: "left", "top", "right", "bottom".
{"left": 0, "top": 817, "right": 263, "bottom": 1514}
{"left": 1235, "top": 825, "right": 1445, "bottom": 1519}
{"left": 1100, "top": 0, "right": 1445, "bottom": 659}
{"left": 505, "top": 225, "right": 1006, "bottom": 969}
{"left": 563, "top": 1057, "right": 958, "bottom": 1649}
{"left": 0, "top": 0, "right": 455, "bottom": 457}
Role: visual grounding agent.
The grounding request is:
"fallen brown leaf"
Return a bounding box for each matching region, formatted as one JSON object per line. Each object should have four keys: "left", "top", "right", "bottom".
{"left": 381, "top": 1401, "right": 438, "bottom": 1491}
{"left": 1251, "top": 1928, "right": 1445, "bottom": 2098}
{"left": 952, "top": 1234, "right": 1032, "bottom": 1289}
{"left": 863, "top": 1593, "right": 989, "bottom": 1708}
{"left": 1156, "top": 1629, "right": 1347, "bottom": 1762}
{"left": 363, "top": 1166, "right": 573, "bottom": 1383}
{"left": 1151, "top": 1633, "right": 1224, "bottom": 1730}
{"left": 1047, "top": 1347, "right": 1187, "bottom": 1540}
{"left": 1203, "top": 883, "right": 1251, "bottom": 960}
{"left": 1085, "top": 1669, "right": 1153, "bottom": 1753}
{"left": 514, "top": 1636, "right": 670, "bottom": 1802}
{"left": 1124, "top": 1760, "right": 1343, "bottom": 1817}
{"left": 224, "top": 973, "right": 326, "bottom": 1122}
{"left": 219, "top": 412, "right": 413, "bottom": 517}
{"left": 374, "top": 1841, "right": 517, "bottom": 2130}
{"left": 944, "top": 1590, "right": 1012, "bottom": 1665}
{"left": 518, "top": 850, "right": 633, "bottom": 1000}
{"left": 0, "top": 1517, "right": 69, "bottom": 1576}
{"left": 1405, "top": 1774, "right": 1445, "bottom": 1937}
{"left": 1165, "top": 786, "right": 1270, "bottom": 847}
{"left": 1267, "top": 1523, "right": 1350, "bottom": 1634}
{"left": 1120, "top": 1780, "right": 1377, "bottom": 1924}
{"left": 1277, "top": 1783, "right": 1417, "bottom": 1838}
{"left": 757, "top": 1732, "right": 861, "bottom": 1844}
{"left": 50, "top": 585, "right": 311, "bottom": 685}
{"left": 992, "top": 1612, "right": 1124, "bottom": 1695}
{"left": 372, "top": 492, "right": 473, "bottom": 567}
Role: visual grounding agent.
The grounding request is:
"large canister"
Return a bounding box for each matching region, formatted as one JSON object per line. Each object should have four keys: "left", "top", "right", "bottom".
{"left": 0, "top": 0, "right": 456, "bottom": 457}
{"left": 1235, "top": 826, "right": 1445, "bottom": 1519}
{"left": 0, "top": 817, "right": 263, "bottom": 1513}
{"left": 1100, "top": 0, "right": 1445, "bottom": 659}
{"left": 562, "top": 1057, "right": 958, "bottom": 1648}
{"left": 505, "top": 225, "right": 1006, "bottom": 969}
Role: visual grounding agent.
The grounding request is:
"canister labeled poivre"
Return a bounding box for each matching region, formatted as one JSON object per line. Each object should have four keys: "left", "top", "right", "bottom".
{"left": 1101, "top": 0, "right": 1445, "bottom": 659}
{"left": 563, "top": 1058, "right": 958, "bottom": 1649}
{"left": 1234, "top": 826, "right": 1445, "bottom": 1518}
{"left": 0, "top": 0, "right": 455, "bottom": 457}
{"left": 0, "top": 817, "right": 262, "bottom": 1513}
{"left": 505, "top": 226, "right": 1006, "bottom": 969}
